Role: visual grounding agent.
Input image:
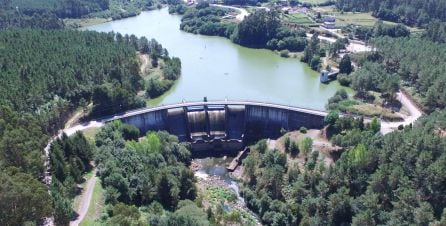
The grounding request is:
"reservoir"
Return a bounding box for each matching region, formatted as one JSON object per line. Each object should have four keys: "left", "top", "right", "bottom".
{"left": 84, "top": 7, "right": 350, "bottom": 110}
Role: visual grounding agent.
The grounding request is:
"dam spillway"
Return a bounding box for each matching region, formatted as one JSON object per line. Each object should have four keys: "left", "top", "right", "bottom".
{"left": 107, "top": 101, "right": 327, "bottom": 153}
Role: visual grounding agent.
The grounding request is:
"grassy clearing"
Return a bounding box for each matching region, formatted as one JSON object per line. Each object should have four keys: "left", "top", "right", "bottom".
{"left": 313, "top": 6, "right": 379, "bottom": 27}
{"left": 314, "top": 6, "right": 418, "bottom": 29}
{"left": 138, "top": 54, "right": 179, "bottom": 106}
{"left": 82, "top": 127, "right": 101, "bottom": 143}
{"left": 334, "top": 12, "right": 378, "bottom": 27}
{"left": 282, "top": 13, "right": 316, "bottom": 25}
{"left": 328, "top": 91, "right": 403, "bottom": 121}
{"left": 64, "top": 18, "right": 109, "bottom": 28}
{"left": 348, "top": 104, "right": 403, "bottom": 121}
{"left": 80, "top": 178, "right": 105, "bottom": 226}
{"left": 206, "top": 186, "right": 237, "bottom": 204}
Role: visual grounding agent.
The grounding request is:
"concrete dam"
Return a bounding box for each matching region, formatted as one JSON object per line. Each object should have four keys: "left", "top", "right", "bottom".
{"left": 107, "top": 101, "right": 327, "bottom": 152}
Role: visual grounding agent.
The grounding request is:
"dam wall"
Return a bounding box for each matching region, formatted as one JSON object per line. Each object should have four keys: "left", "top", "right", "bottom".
{"left": 112, "top": 101, "right": 327, "bottom": 153}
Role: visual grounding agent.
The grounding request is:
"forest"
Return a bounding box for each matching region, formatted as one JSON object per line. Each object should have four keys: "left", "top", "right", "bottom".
{"left": 0, "top": 0, "right": 157, "bottom": 29}
{"left": 93, "top": 121, "right": 207, "bottom": 225}
{"left": 335, "top": 0, "right": 446, "bottom": 26}
{"left": 0, "top": 29, "right": 144, "bottom": 123}
{"left": 240, "top": 110, "right": 446, "bottom": 226}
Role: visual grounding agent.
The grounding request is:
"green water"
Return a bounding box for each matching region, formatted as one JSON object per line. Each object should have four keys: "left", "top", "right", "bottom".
{"left": 84, "top": 8, "right": 351, "bottom": 110}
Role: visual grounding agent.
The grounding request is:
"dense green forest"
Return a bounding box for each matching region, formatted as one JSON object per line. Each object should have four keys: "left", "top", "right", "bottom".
{"left": 335, "top": 0, "right": 446, "bottom": 26}
{"left": 240, "top": 110, "right": 446, "bottom": 225}
{"left": 93, "top": 121, "right": 208, "bottom": 225}
{"left": 4, "top": 0, "right": 109, "bottom": 18}
{"left": 0, "top": 0, "right": 157, "bottom": 29}
{"left": 0, "top": 29, "right": 145, "bottom": 123}
{"left": 0, "top": 106, "right": 52, "bottom": 225}
{"left": 50, "top": 132, "right": 94, "bottom": 224}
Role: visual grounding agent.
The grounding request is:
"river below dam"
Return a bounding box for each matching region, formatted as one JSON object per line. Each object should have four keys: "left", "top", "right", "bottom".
{"left": 83, "top": 7, "right": 350, "bottom": 110}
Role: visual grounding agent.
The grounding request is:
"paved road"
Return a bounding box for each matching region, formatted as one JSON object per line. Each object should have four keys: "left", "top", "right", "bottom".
{"left": 70, "top": 169, "right": 98, "bottom": 226}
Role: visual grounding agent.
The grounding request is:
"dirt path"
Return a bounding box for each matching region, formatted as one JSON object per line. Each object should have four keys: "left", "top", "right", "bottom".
{"left": 380, "top": 91, "right": 423, "bottom": 134}
{"left": 70, "top": 169, "right": 98, "bottom": 226}
{"left": 138, "top": 53, "right": 150, "bottom": 74}
{"left": 43, "top": 116, "right": 103, "bottom": 226}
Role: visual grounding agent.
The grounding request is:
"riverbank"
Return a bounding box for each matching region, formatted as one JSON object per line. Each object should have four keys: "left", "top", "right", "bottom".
{"left": 191, "top": 158, "right": 260, "bottom": 225}
{"left": 137, "top": 53, "right": 179, "bottom": 105}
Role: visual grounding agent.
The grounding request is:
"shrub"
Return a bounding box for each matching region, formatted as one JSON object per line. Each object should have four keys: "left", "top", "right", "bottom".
{"left": 337, "top": 73, "right": 351, "bottom": 86}
{"left": 280, "top": 49, "right": 290, "bottom": 58}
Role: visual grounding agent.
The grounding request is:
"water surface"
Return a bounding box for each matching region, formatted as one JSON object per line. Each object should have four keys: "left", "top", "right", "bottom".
{"left": 84, "top": 8, "right": 350, "bottom": 110}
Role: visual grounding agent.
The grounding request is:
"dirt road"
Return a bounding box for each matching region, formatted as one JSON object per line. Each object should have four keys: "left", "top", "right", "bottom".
{"left": 211, "top": 4, "right": 249, "bottom": 21}
{"left": 380, "top": 91, "right": 423, "bottom": 134}
{"left": 70, "top": 169, "right": 98, "bottom": 226}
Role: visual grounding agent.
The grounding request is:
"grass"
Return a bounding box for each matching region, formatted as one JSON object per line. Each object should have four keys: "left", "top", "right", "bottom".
{"left": 82, "top": 127, "right": 101, "bottom": 143}
{"left": 313, "top": 6, "right": 422, "bottom": 30}
{"left": 80, "top": 178, "right": 106, "bottom": 226}
{"left": 64, "top": 18, "right": 109, "bottom": 28}
{"left": 328, "top": 91, "right": 403, "bottom": 121}
{"left": 333, "top": 12, "right": 379, "bottom": 27}
{"left": 348, "top": 104, "right": 403, "bottom": 121}
{"left": 206, "top": 186, "right": 237, "bottom": 204}
{"left": 282, "top": 13, "right": 316, "bottom": 25}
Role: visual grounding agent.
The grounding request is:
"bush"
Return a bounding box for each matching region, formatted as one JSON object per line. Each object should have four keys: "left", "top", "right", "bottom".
{"left": 121, "top": 124, "right": 140, "bottom": 140}
{"left": 279, "top": 50, "right": 290, "bottom": 57}
{"left": 146, "top": 78, "right": 174, "bottom": 98}
{"left": 337, "top": 73, "right": 351, "bottom": 86}
{"left": 310, "top": 55, "right": 321, "bottom": 70}
{"left": 299, "top": 127, "right": 307, "bottom": 133}
{"left": 290, "top": 141, "right": 299, "bottom": 156}
{"left": 284, "top": 136, "right": 291, "bottom": 152}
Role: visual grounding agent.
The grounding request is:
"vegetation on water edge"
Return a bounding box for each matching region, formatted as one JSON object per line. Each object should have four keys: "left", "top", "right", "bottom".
{"left": 206, "top": 186, "right": 237, "bottom": 204}
{"left": 180, "top": 5, "right": 308, "bottom": 54}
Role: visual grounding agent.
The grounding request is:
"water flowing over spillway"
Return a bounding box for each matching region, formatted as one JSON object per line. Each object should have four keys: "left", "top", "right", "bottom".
{"left": 83, "top": 8, "right": 352, "bottom": 110}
